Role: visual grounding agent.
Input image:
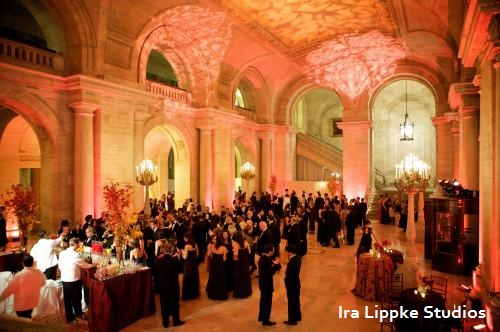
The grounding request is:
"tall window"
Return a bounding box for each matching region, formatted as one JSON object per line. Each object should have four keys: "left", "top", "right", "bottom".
{"left": 235, "top": 88, "right": 245, "bottom": 108}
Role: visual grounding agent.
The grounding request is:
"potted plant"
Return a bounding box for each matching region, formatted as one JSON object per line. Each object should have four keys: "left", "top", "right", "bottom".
{"left": 102, "top": 181, "right": 134, "bottom": 264}
{"left": 1, "top": 184, "right": 38, "bottom": 248}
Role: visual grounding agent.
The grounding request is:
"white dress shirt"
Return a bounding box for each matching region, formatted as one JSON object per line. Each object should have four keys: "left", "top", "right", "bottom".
{"left": 58, "top": 248, "right": 84, "bottom": 282}
{"left": 0, "top": 267, "right": 46, "bottom": 311}
{"left": 30, "top": 237, "right": 62, "bottom": 272}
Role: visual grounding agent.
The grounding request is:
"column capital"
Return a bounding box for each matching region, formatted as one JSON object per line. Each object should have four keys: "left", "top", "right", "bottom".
{"left": 68, "top": 101, "right": 99, "bottom": 115}
{"left": 432, "top": 115, "right": 450, "bottom": 126}
{"left": 258, "top": 130, "right": 274, "bottom": 141}
{"left": 336, "top": 120, "right": 372, "bottom": 131}
{"left": 448, "top": 83, "right": 480, "bottom": 111}
{"left": 134, "top": 111, "right": 151, "bottom": 122}
{"left": 197, "top": 124, "right": 214, "bottom": 133}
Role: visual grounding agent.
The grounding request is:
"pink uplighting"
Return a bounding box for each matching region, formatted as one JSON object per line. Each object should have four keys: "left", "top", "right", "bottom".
{"left": 306, "top": 31, "right": 405, "bottom": 98}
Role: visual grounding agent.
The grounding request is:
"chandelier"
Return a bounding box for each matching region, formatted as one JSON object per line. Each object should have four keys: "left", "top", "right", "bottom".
{"left": 400, "top": 80, "right": 414, "bottom": 141}
{"left": 394, "top": 154, "right": 430, "bottom": 192}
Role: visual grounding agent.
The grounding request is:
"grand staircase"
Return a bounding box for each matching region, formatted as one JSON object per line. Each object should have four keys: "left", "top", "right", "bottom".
{"left": 296, "top": 132, "right": 342, "bottom": 173}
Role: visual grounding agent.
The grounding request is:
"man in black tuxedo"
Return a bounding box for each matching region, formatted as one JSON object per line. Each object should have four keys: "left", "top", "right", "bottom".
{"left": 256, "top": 221, "right": 273, "bottom": 257}
{"left": 267, "top": 213, "right": 281, "bottom": 258}
{"left": 287, "top": 216, "right": 302, "bottom": 254}
{"left": 359, "top": 198, "right": 368, "bottom": 226}
{"left": 284, "top": 244, "right": 302, "bottom": 325}
{"left": 258, "top": 244, "right": 280, "bottom": 326}
{"left": 156, "top": 243, "right": 185, "bottom": 328}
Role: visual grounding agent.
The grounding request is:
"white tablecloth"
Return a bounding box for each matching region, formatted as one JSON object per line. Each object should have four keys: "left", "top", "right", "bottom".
{"left": 0, "top": 276, "right": 64, "bottom": 319}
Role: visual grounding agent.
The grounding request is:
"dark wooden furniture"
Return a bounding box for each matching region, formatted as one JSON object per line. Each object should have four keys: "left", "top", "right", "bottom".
{"left": 428, "top": 197, "right": 479, "bottom": 275}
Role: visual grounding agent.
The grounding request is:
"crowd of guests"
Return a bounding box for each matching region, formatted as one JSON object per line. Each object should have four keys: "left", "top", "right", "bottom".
{"left": 0, "top": 189, "right": 374, "bottom": 327}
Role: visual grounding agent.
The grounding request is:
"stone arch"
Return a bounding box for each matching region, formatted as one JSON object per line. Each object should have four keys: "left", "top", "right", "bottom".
{"left": 277, "top": 76, "right": 346, "bottom": 129}
{"left": 353, "top": 58, "right": 451, "bottom": 118}
{"left": 133, "top": 4, "right": 233, "bottom": 106}
{"left": 43, "top": 0, "right": 97, "bottom": 73}
{"left": 370, "top": 77, "right": 437, "bottom": 185}
{"left": 0, "top": 87, "right": 69, "bottom": 229}
{"left": 18, "top": 0, "right": 65, "bottom": 53}
{"left": 142, "top": 115, "right": 194, "bottom": 208}
{"left": 232, "top": 66, "right": 270, "bottom": 123}
{"left": 235, "top": 138, "right": 257, "bottom": 195}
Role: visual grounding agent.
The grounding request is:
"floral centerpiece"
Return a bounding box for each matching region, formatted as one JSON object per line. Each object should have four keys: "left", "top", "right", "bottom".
{"left": 267, "top": 175, "right": 277, "bottom": 194}
{"left": 102, "top": 181, "right": 133, "bottom": 263}
{"left": 1, "top": 184, "right": 38, "bottom": 247}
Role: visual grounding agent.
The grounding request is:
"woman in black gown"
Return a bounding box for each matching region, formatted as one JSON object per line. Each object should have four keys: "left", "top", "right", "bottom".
{"left": 222, "top": 229, "right": 234, "bottom": 292}
{"left": 181, "top": 232, "right": 200, "bottom": 300}
{"left": 206, "top": 231, "right": 228, "bottom": 300}
{"left": 232, "top": 230, "right": 252, "bottom": 298}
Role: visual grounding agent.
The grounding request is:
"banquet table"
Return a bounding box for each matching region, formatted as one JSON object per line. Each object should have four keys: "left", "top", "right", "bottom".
{"left": 88, "top": 268, "right": 155, "bottom": 332}
{"left": 394, "top": 288, "right": 447, "bottom": 332}
{"left": 353, "top": 253, "right": 394, "bottom": 301}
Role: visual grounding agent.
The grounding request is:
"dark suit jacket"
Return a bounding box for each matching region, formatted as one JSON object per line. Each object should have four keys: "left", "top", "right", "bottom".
{"left": 287, "top": 222, "right": 301, "bottom": 249}
{"left": 156, "top": 253, "right": 180, "bottom": 295}
{"left": 258, "top": 255, "right": 279, "bottom": 293}
{"left": 285, "top": 254, "right": 301, "bottom": 290}
{"left": 268, "top": 221, "right": 281, "bottom": 249}
{"left": 257, "top": 228, "right": 273, "bottom": 256}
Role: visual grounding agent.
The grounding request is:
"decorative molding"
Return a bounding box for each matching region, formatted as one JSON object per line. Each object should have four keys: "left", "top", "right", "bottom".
{"left": 336, "top": 120, "right": 373, "bottom": 131}
{"left": 448, "top": 83, "right": 480, "bottom": 110}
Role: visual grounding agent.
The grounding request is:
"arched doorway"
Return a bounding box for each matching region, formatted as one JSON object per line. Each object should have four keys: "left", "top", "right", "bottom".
{"left": 0, "top": 107, "right": 41, "bottom": 237}
{"left": 293, "top": 87, "right": 344, "bottom": 180}
{"left": 143, "top": 124, "right": 190, "bottom": 209}
{"left": 371, "top": 79, "right": 436, "bottom": 186}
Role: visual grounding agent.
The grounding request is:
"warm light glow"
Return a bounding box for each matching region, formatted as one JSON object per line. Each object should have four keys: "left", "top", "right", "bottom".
{"left": 394, "top": 154, "right": 430, "bottom": 192}
{"left": 136, "top": 159, "right": 158, "bottom": 186}
{"left": 240, "top": 162, "right": 256, "bottom": 180}
{"left": 218, "top": 0, "right": 394, "bottom": 48}
{"left": 306, "top": 31, "right": 405, "bottom": 98}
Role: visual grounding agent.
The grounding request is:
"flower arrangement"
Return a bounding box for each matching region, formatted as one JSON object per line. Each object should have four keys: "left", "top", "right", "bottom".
{"left": 1, "top": 184, "right": 38, "bottom": 240}
{"left": 267, "top": 175, "right": 277, "bottom": 194}
{"left": 102, "top": 181, "right": 134, "bottom": 247}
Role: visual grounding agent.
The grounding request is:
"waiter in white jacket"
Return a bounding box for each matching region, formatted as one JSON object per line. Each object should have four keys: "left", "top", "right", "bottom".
{"left": 30, "top": 230, "right": 65, "bottom": 280}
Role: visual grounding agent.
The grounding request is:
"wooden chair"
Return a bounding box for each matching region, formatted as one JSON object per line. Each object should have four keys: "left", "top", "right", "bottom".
{"left": 380, "top": 289, "right": 394, "bottom": 332}
{"left": 430, "top": 274, "right": 448, "bottom": 302}
{"left": 390, "top": 273, "right": 404, "bottom": 306}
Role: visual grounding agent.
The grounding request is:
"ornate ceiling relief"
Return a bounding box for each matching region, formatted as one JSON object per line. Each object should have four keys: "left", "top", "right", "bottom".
{"left": 139, "top": 5, "right": 233, "bottom": 104}
{"left": 213, "top": 0, "right": 395, "bottom": 50}
{"left": 305, "top": 31, "right": 406, "bottom": 98}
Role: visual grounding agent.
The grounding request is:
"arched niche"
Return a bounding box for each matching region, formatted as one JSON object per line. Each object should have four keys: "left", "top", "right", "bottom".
{"left": 371, "top": 78, "right": 436, "bottom": 185}
{"left": 232, "top": 66, "right": 269, "bottom": 123}
{"left": 143, "top": 123, "right": 191, "bottom": 208}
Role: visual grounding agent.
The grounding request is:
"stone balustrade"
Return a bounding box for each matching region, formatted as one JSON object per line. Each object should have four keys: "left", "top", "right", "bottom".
{"left": 0, "top": 37, "right": 64, "bottom": 72}
{"left": 145, "top": 80, "right": 192, "bottom": 106}
{"left": 296, "top": 132, "right": 343, "bottom": 164}
{"left": 235, "top": 106, "right": 257, "bottom": 120}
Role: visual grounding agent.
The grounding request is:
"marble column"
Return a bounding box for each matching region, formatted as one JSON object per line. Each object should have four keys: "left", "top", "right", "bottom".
{"left": 458, "top": 105, "right": 480, "bottom": 189}
{"left": 69, "top": 102, "right": 98, "bottom": 225}
{"left": 198, "top": 126, "right": 213, "bottom": 209}
{"left": 406, "top": 191, "right": 416, "bottom": 243}
{"left": 259, "top": 131, "right": 273, "bottom": 194}
{"left": 213, "top": 128, "right": 232, "bottom": 212}
{"left": 133, "top": 113, "right": 148, "bottom": 212}
{"left": 431, "top": 116, "right": 455, "bottom": 181}
{"left": 336, "top": 121, "right": 372, "bottom": 200}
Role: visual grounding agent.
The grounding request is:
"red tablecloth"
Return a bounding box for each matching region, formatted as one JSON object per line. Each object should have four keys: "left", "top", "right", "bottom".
{"left": 88, "top": 268, "right": 155, "bottom": 332}
{"left": 354, "top": 253, "right": 394, "bottom": 301}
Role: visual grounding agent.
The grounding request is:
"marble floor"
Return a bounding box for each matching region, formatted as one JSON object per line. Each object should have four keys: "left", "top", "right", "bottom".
{"left": 112, "top": 220, "right": 471, "bottom": 332}
{"left": 4, "top": 220, "right": 470, "bottom": 331}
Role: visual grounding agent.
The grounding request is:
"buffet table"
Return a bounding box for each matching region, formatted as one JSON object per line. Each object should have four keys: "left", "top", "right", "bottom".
{"left": 88, "top": 268, "right": 155, "bottom": 332}
{"left": 353, "top": 253, "right": 394, "bottom": 301}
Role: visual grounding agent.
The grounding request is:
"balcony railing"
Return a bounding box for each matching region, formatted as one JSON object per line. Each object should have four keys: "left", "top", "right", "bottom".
{"left": 235, "top": 106, "right": 257, "bottom": 120}
{"left": 296, "top": 132, "right": 343, "bottom": 164}
{"left": 0, "top": 37, "right": 64, "bottom": 72}
{"left": 145, "top": 79, "right": 192, "bottom": 106}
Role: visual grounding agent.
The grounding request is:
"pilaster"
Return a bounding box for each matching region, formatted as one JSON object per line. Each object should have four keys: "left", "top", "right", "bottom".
{"left": 336, "top": 120, "right": 372, "bottom": 199}
{"left": 68, "top": 101, "right": 99, "bottom": 225}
